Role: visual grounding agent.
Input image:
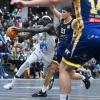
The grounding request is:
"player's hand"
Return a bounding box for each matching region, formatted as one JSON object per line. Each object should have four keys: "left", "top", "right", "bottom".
{"left": 11, "top": 0, "right": 26, "bottom": 9}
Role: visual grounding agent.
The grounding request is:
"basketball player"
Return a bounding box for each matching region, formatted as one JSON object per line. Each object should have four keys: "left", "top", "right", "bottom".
{"left": 3, "top": 17, "right": 56, "bottom": 90}
{"left": 31, "top": 6, "right": 90, "bottom": 97}
{"left": 11, "top": 0, "right": 100, "bottom": 100}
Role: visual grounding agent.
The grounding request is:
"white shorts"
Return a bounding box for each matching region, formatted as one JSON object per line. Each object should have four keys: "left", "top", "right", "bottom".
{"left": 26, "top": 48, "right": 53, "bottom": 71}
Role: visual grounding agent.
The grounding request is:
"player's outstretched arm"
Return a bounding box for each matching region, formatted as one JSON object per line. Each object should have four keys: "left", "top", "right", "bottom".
{"left": 11, "top": 0, "right": 66, "bottom": 8}
{"left": 11, "top": 26, "right": 49, "bottom": 40}
{"left": 12, "top": 23, "right": 55, "bottom": 38}
{"left": 15, "top": 26, "right": 49, "bottom": 33}
{"left": 50, "top": 5, "right": 62, "bottom": 20}
{"left": 7, "top": 26, "right": 48, "bottom": 40}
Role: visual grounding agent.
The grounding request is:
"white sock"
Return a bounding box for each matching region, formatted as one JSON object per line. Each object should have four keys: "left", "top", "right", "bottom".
{"left": 10, "top": 77, "right": 17, "bottom": 86}
{"left": 60, "top": 94, "right": 69, "bottom": 100}
{"left": 42, "top": 85, "right": 48, "bottom": 93}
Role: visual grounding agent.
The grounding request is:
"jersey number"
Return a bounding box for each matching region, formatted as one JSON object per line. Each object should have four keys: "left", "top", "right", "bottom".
{"left": 89, "top": 0, "right": 100, "bottom": 14}
{"left": 61, "top": 28, "right": 65, "bottom": 34}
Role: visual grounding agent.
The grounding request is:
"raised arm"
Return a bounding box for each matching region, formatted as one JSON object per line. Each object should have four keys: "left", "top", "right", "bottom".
{"left": 72, "top": 0, "right": 84, "bottom": 35}
{"left": 11, "top": 0, "right": 66, "bottom": 8}
{"left": 72, "top": 0, "right": 83, "bottom": 29}
{"left": 50, "top": 5, "right": 62, "bottom": 20}
{"left": 72, "top": 0, "right": 82, "bottom": 19}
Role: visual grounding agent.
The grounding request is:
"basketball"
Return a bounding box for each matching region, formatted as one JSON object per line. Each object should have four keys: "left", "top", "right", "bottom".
{"left": 6, "top": 26, "right": 18, "bottom": 39}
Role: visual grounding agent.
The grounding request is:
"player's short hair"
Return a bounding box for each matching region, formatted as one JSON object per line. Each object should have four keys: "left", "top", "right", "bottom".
{"left": 62, "top": 6, "right": 72, "bottom": 12}
{"left": 62, "top": 6, "right": 75, "bottom": 18}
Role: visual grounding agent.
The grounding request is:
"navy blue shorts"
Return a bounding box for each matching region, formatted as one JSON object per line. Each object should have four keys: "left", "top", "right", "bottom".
{"left": 53, "top": 41, "right": 67, "bottom": 64}
{"left": 63, "top": 22, "right": 100, "bottom": 67}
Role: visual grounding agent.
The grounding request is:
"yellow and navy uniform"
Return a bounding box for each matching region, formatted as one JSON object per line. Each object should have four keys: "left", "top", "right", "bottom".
{"left": 62, "top": 0, "right": 100, "bottom": 68}
{"left": 53, "top": 19, "right": 74, "bottom": 65}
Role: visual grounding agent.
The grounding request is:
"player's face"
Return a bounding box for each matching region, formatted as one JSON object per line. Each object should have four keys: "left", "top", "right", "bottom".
{"left": 61, "top": 10, "right": 70, "bottom": 19}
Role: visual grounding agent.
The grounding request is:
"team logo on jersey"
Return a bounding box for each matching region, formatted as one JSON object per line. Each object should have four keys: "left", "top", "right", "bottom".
{"left": 67, "top": 25, "right": 71, "bottom": 29}
{"left": 40, "top": 41, "right": 48, "bottom": 52}
{"left": 65, "top": 48, "right": 70, "bottom": 55}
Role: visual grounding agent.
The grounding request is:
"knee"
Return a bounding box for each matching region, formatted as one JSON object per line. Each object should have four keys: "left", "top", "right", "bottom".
{"left": 48, "top": 64, "right": 59, "bottom": 73}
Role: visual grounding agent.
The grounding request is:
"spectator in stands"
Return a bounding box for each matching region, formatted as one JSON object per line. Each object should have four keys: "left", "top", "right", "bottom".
{"left": 7, "top": 14, "right": 14, "bottom": 27}
{"left": 0, "top": 10, "right": 10, "bottom": 78}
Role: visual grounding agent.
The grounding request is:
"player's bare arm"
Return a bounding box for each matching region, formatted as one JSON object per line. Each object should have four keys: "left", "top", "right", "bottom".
{"left": 15, "top": 26, "right": 49, "bottom": 33}
{"left": 72, "top": 0, "right": 84, "bottom": 32}
{"left": 50, "top": 5, "right": 62, "bottom": 19}
{"left": 15, "top": 23, "right": 53, "bottom": 32}
{"left": 11, "top": 0, "right": 66, "bottom": 8}
{"left": 12, "top": 23, "right": 55, "bottom": 39}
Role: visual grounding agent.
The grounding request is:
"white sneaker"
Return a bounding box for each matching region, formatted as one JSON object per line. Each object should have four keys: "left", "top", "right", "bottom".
{"left": 3, "top": 83, "right": 13, "bottom": 90}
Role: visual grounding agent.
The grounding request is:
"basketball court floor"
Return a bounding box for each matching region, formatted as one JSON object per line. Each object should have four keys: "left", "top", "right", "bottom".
{"left": 0, "top": 79, "right": 100, "bottom": 100}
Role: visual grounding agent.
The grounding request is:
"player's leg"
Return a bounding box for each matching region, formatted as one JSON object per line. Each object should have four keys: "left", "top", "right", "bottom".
{"left": 59, "top": 60, "right": 72, "bottom": 100}
{"left": 32, "top": 42, "right": 64, "bottom": 97}
{"left": 69, "top": 70, "right": 91, "bottom": 89}
{"left": 3, "top": 50, "right": 40, "bottom": 90}
{"left": 32, "top": 62, "right": 58, "bottom": 97}
{"left": 59, "top": 58, "right": 90, "bottom": 100}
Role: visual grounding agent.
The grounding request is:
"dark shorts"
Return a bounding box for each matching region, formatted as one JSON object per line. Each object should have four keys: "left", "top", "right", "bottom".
{"left": 53, "top": 41, "right": 68, "bottom": 64}
{"left": 63, "top": 23, "right": 100, "bottom": 67}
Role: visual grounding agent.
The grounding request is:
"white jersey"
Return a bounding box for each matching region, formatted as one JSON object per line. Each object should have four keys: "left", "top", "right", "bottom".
{"left": 35, "top": 32, "right": 56, "bottom": 63}
{"left": 26, "top": 32, "right": 56, "bottom": 71}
